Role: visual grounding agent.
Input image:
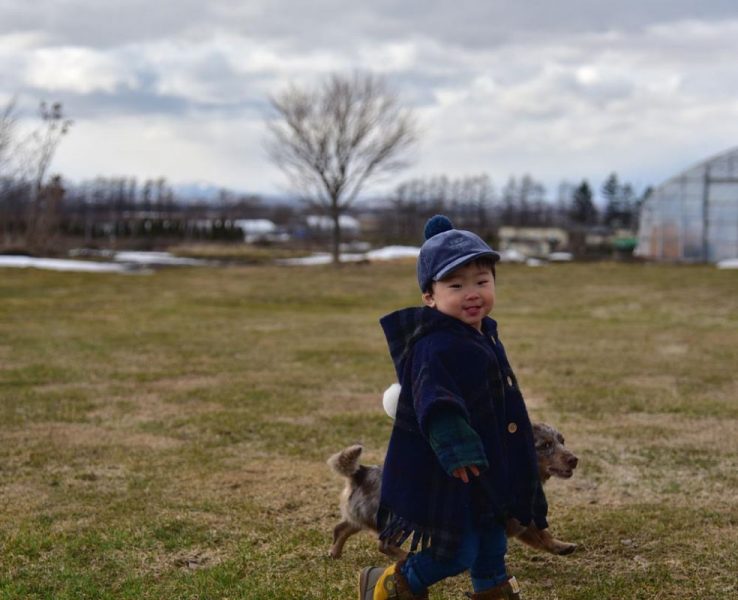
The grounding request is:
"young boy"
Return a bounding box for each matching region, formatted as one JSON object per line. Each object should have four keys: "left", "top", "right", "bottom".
{"left": 359, "top": 216, "right": 548, "bottom": 600}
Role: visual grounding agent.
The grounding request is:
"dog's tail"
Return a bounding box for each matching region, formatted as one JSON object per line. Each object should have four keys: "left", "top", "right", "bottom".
{"left": 327, "top": 444, "right": 364, "bottom": 478}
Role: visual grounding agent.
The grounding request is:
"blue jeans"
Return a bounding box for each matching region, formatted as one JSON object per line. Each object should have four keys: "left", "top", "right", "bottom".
{"left": 401, "top": 521, "right": 508, "bottom": 594}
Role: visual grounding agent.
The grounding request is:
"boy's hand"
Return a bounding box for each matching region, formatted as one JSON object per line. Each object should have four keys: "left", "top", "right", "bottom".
{"left": 452, "top": 464, "right": 480, "bottom": 483}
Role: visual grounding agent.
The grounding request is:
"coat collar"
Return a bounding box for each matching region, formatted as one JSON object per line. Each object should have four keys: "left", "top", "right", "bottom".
{"left": 380, "top": 306, "right": 498, "bottom": 375}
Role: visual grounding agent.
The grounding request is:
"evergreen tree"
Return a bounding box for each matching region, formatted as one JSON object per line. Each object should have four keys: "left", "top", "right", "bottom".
{"left": 602, "top": 172, "right": 621, "bottom": 227}
{"left": 620, "top": 183, "right": 636, "bottom": 229}
{"left": 570, "top": 180, "right": 598, "bottom": 225}
{"left": 501, "top": 176, "right": 518, "bottom": 225}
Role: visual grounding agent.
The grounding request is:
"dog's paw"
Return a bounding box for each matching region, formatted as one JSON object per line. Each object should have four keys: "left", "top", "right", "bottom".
{"left": 552, "top": 541, "right": 577, "bottom": 555}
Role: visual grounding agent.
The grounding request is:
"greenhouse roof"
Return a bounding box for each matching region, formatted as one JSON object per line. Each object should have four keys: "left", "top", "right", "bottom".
{"left": 657, "top": 146, "right": 738, "bottom": 188}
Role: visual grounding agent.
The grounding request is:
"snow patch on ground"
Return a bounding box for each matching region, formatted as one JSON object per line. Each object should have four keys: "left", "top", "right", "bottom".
{"left": 277, "top": 245, "right": 570, "bottom": 267}
{"left": 498, "top": 249, "right": 526, "bottom": 263}
{"left": 366, "top": 246, "right": 420, "bottom": 260}
{"left": 0, "top": 251, "right": 209, "bottom": 273}
{"left": 0, "top": 256, "right": 136, "bottom": 273}
{"left": 277, "top": 246, "right": 420, "bottom": 266}
{"left": 716, "top": 258, "right": 738, "bottom": 269}
{"left": 276, "top": 253, "right": 363, "bottom": 266}
{"left": 113, "top": 251, "right": 209, "bottom": 266}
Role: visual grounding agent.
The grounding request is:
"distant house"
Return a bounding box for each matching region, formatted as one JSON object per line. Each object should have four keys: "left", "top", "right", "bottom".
{"left": 497, "top": 226, "right": 569, "bottom": 257}
{"left": 233, "top": 219, "right": 289, "bottom": 243}
{"left": 306, "top": 215, "right": 361, "bottom": 234}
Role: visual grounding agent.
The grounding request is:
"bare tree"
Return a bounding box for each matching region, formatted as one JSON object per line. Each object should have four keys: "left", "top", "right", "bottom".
{"left": 23, "top": 101, "right": 73, "bottom": 251}
{"left": 0, "top": 99, "right": 22, "bottom": 246}
{"left": 471, "top": 174, "right": 495, "bottom": 236}
{"left": 0, "top": 98, "right": 17, "bottom": 176}
{"left": 266, "top": 72, "right": 417, "bottom": 263}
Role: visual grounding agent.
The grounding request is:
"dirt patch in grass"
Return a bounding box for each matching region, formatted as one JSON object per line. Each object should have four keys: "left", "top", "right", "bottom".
{"left": 554, "top": 411, "right": 738, "bottom": 511}
{"left": 87, "top": 387, "right": 223, "bottom": 426}
{"left": 28, "top": 422, "right": 186, "bottom": 451}
{"left": 0, "top": 482, "right": 52, "bottom": 517}
{"left": 577, "top": 412, "right": 737, "bottom": 451}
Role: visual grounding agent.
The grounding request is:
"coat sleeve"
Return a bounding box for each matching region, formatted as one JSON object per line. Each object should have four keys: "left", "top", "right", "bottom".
{"left": 410, "top": 335, "right": 483, "bottom": 435}
{"left": 427, "top": 407, "right": 489, "bottom": 476}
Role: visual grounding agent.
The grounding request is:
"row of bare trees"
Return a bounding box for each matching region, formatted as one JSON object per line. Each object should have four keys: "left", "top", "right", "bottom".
{"left": 372, "top": 173, "right": 643, "bottom": 246}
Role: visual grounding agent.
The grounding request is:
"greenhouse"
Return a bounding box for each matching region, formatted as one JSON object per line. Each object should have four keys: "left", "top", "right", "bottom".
{"left": 636, "top": 147, "right": 738, "bottom": 262}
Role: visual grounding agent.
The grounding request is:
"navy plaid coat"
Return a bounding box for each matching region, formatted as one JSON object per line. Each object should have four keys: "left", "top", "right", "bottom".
{"left": 377, "top": 306, "right": 548, "bottom": 560}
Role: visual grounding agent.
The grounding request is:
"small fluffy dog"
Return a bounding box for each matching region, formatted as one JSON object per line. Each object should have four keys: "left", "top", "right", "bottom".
{"left": 328, "top": 421, "right": 578, "bottom": 560}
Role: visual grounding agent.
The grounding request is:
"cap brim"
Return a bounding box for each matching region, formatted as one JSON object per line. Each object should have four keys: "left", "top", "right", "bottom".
{"left": 433, "top": 250, "right": 501, "bottom": 281}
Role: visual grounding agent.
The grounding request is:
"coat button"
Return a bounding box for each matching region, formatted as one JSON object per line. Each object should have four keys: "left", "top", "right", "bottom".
{"left": 506, "top": 375, "right": 514, "bottom": 386}
{"left": 508, "top": 422, "right": 518, "bottom": 433}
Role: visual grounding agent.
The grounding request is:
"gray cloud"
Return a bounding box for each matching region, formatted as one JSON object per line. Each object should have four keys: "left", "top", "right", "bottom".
{"left": 4, "top": 1, "right": 738, "bottom": 49}
{"left": 0, "top": 0, "right": 209, "bottom": 47}
{"left": 2, "top": 1, "right": 738, "bottom": 193}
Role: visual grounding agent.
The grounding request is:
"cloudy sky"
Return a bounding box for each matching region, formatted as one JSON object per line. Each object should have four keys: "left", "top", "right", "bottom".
{"left": 2, "top": 0, "right": 738, "bottom": 199}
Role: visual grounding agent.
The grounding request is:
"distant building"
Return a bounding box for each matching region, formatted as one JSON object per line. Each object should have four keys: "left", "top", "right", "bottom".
{"left": 637, "top": 148, "right": 738, "bottom": 262}
{"left": 497, "top": 226, "right": 569, "bottom": 257}
{"left": 233, "top": 219, "right": 289, "bottom": 243}
{"left": 306, "top": 215, "right": 361, "bottom": 234}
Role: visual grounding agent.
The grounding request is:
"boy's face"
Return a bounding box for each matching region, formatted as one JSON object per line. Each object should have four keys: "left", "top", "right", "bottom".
{"left": 422, "top": 262, "right": 495, "bottom": 331}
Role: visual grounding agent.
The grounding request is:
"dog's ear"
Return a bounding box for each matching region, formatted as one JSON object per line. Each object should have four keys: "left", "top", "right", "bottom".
{"left": 345, "top": 444, "right": 363, "bottom": 460}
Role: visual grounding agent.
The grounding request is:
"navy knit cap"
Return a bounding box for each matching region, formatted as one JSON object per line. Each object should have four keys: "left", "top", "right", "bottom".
{"left": 417, "top": 215, "right": 500, "bottom": 292}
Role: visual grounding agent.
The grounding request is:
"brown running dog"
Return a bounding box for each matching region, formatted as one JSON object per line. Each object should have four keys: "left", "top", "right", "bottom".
{"left": 327, "top": 422, "right": 579, "bottom": 560}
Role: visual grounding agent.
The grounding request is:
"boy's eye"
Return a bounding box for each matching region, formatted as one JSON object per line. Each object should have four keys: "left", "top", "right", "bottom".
{"left": 449, "top": 283, "right": 462, "bottom": 289}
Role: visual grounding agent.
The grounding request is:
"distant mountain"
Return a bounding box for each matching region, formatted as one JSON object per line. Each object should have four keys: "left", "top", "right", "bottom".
{"left": 172, "top": 181, "right": 299, "bottom": 205}
{"left": 171, "top": 181, "right": 224, "bottom": 203}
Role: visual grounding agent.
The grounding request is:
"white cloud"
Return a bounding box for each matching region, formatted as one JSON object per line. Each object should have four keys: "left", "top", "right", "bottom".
{"left": 0, "top": 30, "right": 47, "bottom": 53}
{"left": 25, "top": 46, "right": 137, "bottom": 94}
{"left": 376, "top": 18, "right": 738, "bottom": 193}
{"left": 3, "top": 2, "right": 738, "bottom": 196}
{"left": 357, "top": 41, "right": 419, "bottom": 72}
{"left": 52, "top": 113, "right": 285, "bottom": 193}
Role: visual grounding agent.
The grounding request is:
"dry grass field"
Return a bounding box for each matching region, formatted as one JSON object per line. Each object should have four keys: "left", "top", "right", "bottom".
{"left": 0, "top": 260, "right": 736, "bottom": 599}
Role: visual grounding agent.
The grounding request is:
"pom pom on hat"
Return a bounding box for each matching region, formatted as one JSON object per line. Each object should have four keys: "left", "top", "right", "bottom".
{"left": 424, "top": 215, "right": 454, "bottom": 241}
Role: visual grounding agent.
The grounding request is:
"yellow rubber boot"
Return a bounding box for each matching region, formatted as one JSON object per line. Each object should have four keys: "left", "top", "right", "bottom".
{"left": 358, "top": 560, "right": 428, "bottom": 600}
